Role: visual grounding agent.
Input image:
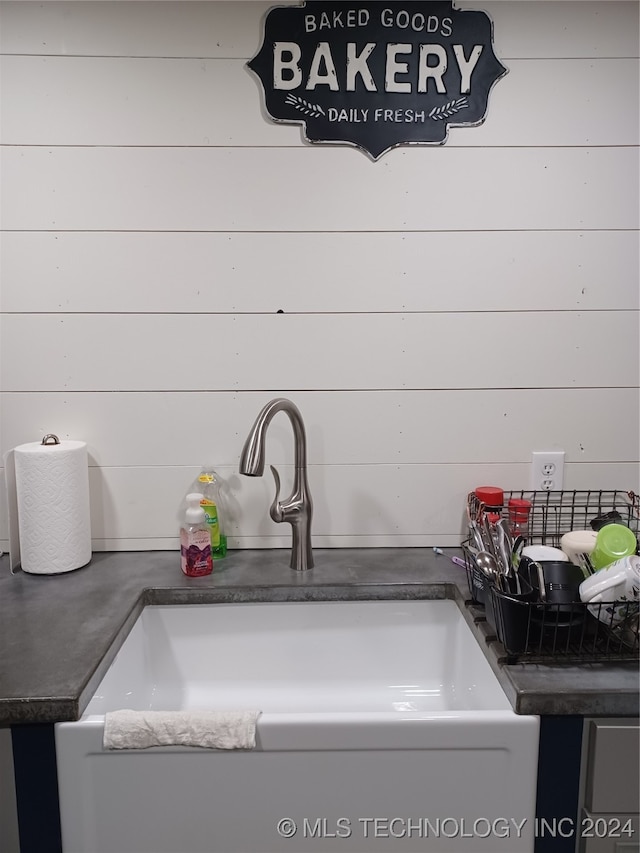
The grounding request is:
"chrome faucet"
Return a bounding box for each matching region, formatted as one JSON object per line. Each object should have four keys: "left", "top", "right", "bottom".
{"left": 239, "top": 398, "right": 314, "bottom": 571}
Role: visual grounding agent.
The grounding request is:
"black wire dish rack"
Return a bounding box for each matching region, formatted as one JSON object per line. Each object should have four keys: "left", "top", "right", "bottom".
{"left": 462, "top": 489, "right": 640, "bottom": 664}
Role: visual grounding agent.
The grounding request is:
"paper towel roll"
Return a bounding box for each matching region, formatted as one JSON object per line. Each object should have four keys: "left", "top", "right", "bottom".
{"left": 14, "top": 437, "right": 92, "bottom": 574}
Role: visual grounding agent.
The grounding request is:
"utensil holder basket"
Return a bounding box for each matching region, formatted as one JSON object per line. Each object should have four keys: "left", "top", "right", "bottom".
{"left": 463, "top": 489, "right": 640, "bottom": 663}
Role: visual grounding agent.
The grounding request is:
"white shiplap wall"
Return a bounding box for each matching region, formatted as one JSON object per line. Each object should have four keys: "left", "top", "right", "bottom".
{"left": 0, "top": 1, "right": 638, "bottom": 551}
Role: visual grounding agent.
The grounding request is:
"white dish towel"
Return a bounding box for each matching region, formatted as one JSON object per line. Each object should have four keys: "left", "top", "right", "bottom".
{"left": 103, "top": 709, "right": 261, "bottom": 750}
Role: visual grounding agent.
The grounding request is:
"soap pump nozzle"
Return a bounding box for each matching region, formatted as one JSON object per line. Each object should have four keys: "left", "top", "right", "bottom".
{"left": 185, "top": 493, "right": 206, "bottom": 526}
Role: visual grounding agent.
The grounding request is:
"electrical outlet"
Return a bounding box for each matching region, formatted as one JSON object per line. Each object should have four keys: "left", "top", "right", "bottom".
{"left": 531, "top": 451, "right": 565, "bottom": 491}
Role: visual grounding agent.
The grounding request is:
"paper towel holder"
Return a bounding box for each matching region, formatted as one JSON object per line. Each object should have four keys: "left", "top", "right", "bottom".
{"left": 8, "top": 434, "right": 92, "bottom": 575}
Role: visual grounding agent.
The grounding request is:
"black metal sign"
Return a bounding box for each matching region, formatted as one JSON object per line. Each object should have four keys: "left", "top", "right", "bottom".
{"left": 248, "top": 2, "right": 507, "bottom": 159}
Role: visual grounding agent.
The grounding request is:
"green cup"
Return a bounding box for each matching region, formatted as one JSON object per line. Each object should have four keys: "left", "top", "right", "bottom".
{"left": 591, "top": 523, "right": 638, "bottom": 570}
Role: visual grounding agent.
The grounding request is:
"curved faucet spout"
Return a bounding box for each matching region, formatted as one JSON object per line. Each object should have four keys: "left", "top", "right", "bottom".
{"left": 239, "top": 398, "right": 314, "bottom": 571}
{"left": 239, "top": 398, "right": 307, "bottom": 476}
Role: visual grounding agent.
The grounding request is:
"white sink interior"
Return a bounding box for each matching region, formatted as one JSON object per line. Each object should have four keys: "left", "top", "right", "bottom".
{"left": 84, "top": 599, "right": 511, "bottom": 717}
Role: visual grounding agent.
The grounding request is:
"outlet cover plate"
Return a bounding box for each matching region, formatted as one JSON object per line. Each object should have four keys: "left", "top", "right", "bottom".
{"left": 531, "top": 451, "right": 565, "bottom": 491}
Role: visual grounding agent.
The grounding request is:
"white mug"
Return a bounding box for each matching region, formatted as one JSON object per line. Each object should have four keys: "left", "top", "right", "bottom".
{"left": 579, "top": 555, "right": 640, "bottom": 625}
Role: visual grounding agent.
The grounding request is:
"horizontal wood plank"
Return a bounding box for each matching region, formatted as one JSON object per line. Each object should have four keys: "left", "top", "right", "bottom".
{"left": 2, "top": 230, "right": 637, "bottom": 313}
{"left": 2, "top": 56, "right": 637, "bottom": 147}
{"left": 1, "top": 389, "right": 637, "bottom": 466}
{"left": 1, "top": 2, "right": 637, "bottom": 59}
{"left": 3, "top": 147, "right": 637, "bottom": 231}
{"left": 2, "top": 461, "right": 637, "bottom": 547}
{"left": 1, "top": 312, "right": 638, "bottom": 391}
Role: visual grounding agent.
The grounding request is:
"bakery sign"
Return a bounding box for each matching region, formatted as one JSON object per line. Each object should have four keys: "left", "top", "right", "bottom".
{"left": 247, "top": 1, "right": 507, "bottom": 159}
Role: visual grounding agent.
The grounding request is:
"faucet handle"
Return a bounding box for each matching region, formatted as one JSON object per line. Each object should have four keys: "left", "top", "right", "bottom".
{"left": 269, "top": 465, "right": 285, "bottom": 523}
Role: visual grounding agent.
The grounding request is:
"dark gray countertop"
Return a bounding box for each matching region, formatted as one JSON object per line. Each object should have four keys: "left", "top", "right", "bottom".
{"left": 0, "top": 548, "right": 638, "bottom": 725}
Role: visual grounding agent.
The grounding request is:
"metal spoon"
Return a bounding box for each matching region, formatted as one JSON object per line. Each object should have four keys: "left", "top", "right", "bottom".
{"left": 474, "top": 549, "right": 499, "bottom": 581}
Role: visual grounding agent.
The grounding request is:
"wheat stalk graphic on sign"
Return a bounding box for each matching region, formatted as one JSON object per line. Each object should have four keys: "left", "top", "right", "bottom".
{"left": 429, "top": 97, "right": 469, "bottom": 120}
{"left": 285, "top": 95, "right": 326, "bottom": 118}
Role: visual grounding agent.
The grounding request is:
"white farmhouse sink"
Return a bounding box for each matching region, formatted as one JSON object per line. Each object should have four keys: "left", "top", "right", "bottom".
{"left": 56, "top": 600, "right": 540, "bottom": 853}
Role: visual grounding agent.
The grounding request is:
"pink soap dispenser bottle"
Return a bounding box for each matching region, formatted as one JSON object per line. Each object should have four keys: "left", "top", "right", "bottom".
{"left": 180, "top": 493, "right": 213, "bottom": 577}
